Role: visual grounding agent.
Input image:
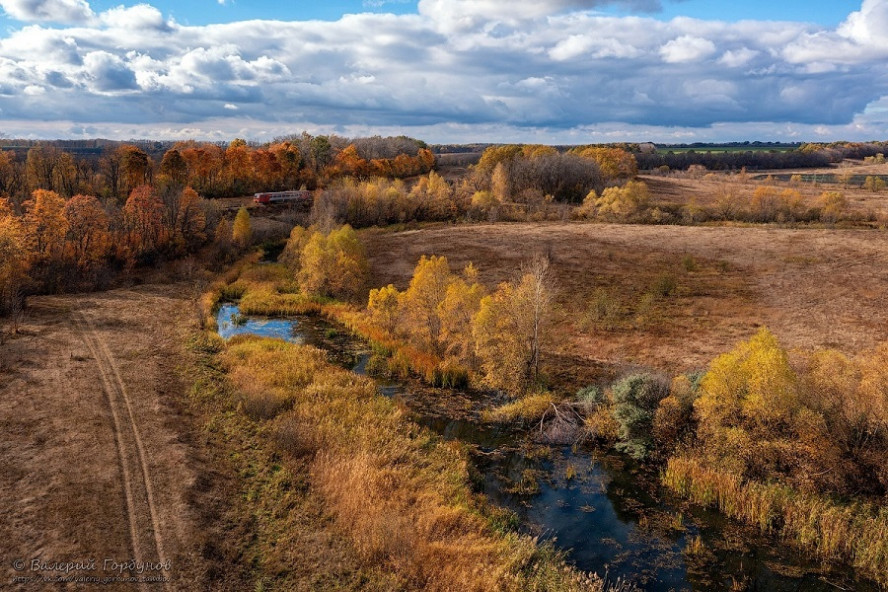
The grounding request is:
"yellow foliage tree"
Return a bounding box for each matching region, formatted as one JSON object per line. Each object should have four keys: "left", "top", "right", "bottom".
{"left": 232, "top": 207, "right": 252, "bottom": 249}
{"left": 0, "top": 199, "right": 30, "bottom": 314}
{"left": 573, "top": 146, "right": 638, "bottom": 180}
{"left": 473, "top": 257, "right": 552, "bottom": 394}
{"left": 410, "top": 171, "right": 455, "bottom": 220}
{"left": 367, "top": 284, "right": 402, "bottom": 335}
{"left": 476, "top": 145, "right": 523, "bottom": 174}
{"left": 439, "top": 263, "right": 487, "bottom": 361}
{"left": 326, "top": 224, "right": 369, "bottom": 299}
{"left": 691, "top": 328, "right": 846, "bottom": 487}
{"left": 280, "top": 225, "right": 310, "bottom": 272}
{"left": 696, "top": 328, "right": 798, "bottom": 432}
{"left": 594, "top": 180, "right": 650, "bottom": 220}
{"left": 400, "top": 255, "right": 453, "bottom": 353}
{"left": 297, "top": 225, "right": 368, "bottom": 299}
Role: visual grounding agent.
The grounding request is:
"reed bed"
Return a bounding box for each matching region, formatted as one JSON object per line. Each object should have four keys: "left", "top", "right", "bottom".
{"left": 664, "top": 456, "right": 888, "bottom": 586}
{"left": 218, "top": 334, "right": 612, "bottom": 591}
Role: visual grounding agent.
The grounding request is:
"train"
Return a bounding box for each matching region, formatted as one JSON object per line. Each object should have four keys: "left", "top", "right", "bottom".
{"left": 253, "top": 190, "right": 312, "bottom": 205}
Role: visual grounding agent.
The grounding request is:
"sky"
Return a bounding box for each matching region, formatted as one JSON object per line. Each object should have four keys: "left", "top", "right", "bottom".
{"left": 0, "top": 0, "right": 886, "bottom": 144}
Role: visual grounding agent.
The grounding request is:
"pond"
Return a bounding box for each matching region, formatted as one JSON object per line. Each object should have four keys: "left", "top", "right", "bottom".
{"left": 216, "top": 304, "right": 877, "bottom": 592}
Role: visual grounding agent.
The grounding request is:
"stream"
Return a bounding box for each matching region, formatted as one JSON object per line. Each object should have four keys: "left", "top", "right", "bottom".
{"left": 217, "top": 303, "right": 877, "bottom": 591}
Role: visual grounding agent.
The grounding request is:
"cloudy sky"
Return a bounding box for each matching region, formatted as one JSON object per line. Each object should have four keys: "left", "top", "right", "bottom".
{"left": 0, "top": 0, "right": 886, "bottom": 143}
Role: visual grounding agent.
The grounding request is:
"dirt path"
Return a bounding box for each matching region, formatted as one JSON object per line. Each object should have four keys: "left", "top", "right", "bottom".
{"left": 73, "top": 309, "right": 167, "bottom": 586}
{"left": 1, "top": 285, "right": 243, "bottom": 591}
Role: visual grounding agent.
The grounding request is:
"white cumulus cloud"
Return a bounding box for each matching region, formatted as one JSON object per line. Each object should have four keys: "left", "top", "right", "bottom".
{"left": 0, "top": 0, "right": 884, "bottom": 141}
{"left": 0, "top": 0, "right": 93, "bottom": 23}
{"left": 660, "top": 35, "right": 716, "bottom": 63}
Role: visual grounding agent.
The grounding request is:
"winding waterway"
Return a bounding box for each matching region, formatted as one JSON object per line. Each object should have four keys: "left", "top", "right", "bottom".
{"left": 216, "top": 303, "right": 877, "bottom": 591}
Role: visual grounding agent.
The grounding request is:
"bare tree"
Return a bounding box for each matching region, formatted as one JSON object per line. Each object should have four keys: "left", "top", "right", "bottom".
{"left": 521, "top": 254, "right": 554, "bottom": 380}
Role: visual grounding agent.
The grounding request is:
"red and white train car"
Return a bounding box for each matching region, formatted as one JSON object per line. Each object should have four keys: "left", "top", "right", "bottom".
{"left": 253, "top": 190, "right": 312, "bottom": 205}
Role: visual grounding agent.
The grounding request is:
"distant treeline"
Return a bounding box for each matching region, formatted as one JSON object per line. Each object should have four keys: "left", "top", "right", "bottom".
{"left": 434, "top": 140, "right": 888, "bottom": 172}
{"left": 638, "top": 141, "right": 888, "bottom": 171}
{"left": 0, "top": 134, "right": 435, "bottom": 203}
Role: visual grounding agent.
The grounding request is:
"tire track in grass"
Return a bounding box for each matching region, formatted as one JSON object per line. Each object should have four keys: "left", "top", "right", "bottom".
{"left": 74, "top": 309, "right": 167, "bottom": 591}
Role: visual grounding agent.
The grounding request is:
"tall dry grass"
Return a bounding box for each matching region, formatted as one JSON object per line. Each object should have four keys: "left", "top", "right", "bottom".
{"left": 664, "top": 456, "right": 888, "bottom": 586}
{"left": 219, "top": 334, "right": 613, "bottom": 591}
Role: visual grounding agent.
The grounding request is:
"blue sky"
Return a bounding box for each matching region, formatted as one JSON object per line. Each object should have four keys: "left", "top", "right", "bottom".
{"left": 0, "top": 0, "right": 886, "bottom": 143}
{"left": 8, "top": 0, "right": 858, "bottom": 27}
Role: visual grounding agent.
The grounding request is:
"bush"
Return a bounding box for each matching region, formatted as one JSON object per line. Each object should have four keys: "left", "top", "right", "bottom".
{"left": 581, "top": 288, "right": 622, "bottom": 331}
{"left": 863, "top": 175, "right": 886, "bottom": 192}
{"left": 610, "top": 373, "right": 670, "bottom": 459}
{"left": 593, "top": 180, "right": 650, "bottom": 221}
{"left": 650, "top": 271, "right": 678, "bottom": 299}
{"left": 576, "top": 384, "right": 607, "bottom": 409}
{"left": 652, "top": 373, "right": 702, "bottom": 454}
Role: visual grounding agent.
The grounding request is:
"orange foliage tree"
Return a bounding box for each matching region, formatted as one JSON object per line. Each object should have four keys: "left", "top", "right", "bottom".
{"left": 0, "top": 198, "right": 30, "bottom": 314}
{"left": 63, "top": 194, "right": 109, "bottom": 271}
{"left": 23, "top": 189, "right": 68, "bottom": 262}
{"left": 123, "top": 185, "right": 166, "bottom": 260}
{"left": 174, "top": 187, "right": 207, "bottom": 252}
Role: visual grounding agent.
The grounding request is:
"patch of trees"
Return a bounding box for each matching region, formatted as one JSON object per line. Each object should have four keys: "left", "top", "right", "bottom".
{"left": 472, "top": 144, "right": 607, "bottom": 205}
{"left": 578, "top": 328, "right": 888, "bottom": 585}
{"left": 0, "top": 185, "right": 240, "bottom": 316}
{"left": 573, "top": 180, "right": 867, "bottom": 226}
{"left": 311, "top": 173, "right": 464, "bottom": 228}
{"left": 280, "top": 224, "right": 368, "bottom": 300}
{"left": 636, "top": 141, "right": 888, "bottom": 172}
{"left": 637, "top": 149, "right": 832, "bottom": 171}
{"left": 359, "top": 254, "right": 553, "bottom": 393}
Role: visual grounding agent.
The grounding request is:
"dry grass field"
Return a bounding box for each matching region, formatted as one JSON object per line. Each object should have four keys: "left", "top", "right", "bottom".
{"left": 362, "top": 222, "right": 888, "bottom": 382}
{"left": 643, "top": 160, "right": 888, "bottom": 219}
{"left": 0, "top": 285, "right": 255, "bottom": 590}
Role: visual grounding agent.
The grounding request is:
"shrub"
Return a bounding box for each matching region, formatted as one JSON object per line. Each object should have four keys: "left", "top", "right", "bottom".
{"left": 652, "top": 373, "right": 702, "bottom": 453}
{"left": 817, "top": 191, "right": 846, "bottom": 223}
{"left": 593, "top": 180, "right": 650, "bottom": 221}
{"left": 576, "top": 384, "right": 607, "bottom": 409}
{"left": 581, "top": 288, "right": 622, "bottom": 331}
{"left": 610, "top": 373, "right": 670, "bottom": 459}
{"left": 650, "top": 271, "right": 678, "bottom": 298}
{"left": 863, "top": 176, "right": 886, "bottom": 192}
